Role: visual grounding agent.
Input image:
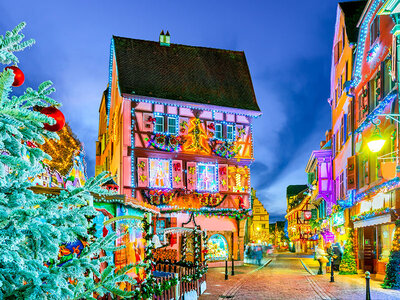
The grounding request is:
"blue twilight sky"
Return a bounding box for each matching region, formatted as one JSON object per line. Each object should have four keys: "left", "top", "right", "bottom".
{"left": 1, "top": 0, "right": 343, "bottom": 222}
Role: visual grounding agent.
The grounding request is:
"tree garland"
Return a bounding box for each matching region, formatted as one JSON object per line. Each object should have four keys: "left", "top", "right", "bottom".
{"left": 382, "top": 219, "right": 400, "bottom": 289}
{"left": 181, "top": 233, "right": 187, "bottom": 262}
{"left": 181, "top": 227, "right": 208, "bottom": 283}
{"left": 132, "top": 215, "right": 178, "bottom": 299}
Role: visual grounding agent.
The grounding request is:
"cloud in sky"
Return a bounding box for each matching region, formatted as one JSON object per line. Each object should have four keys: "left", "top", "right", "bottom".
{"left": 1, "top": 0, "right": 340, "bottom": 221}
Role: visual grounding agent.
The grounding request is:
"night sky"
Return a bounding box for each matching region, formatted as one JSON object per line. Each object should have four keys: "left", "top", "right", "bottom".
{"left": 1, "top": 0, "right": 342, "bottom": 222}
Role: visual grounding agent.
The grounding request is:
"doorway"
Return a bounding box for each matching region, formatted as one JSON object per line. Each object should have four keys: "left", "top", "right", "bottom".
{"left": 363, "top": 226, "right": 375, "bottom": 273}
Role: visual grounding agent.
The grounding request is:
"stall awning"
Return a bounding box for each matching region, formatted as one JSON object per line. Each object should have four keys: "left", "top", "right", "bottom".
{"left": 353, "top": 214, "right": 393, "bottom": 228}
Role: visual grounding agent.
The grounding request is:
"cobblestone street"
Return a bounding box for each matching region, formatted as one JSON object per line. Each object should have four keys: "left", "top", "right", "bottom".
{"left": 200, "top": 253, "right": 400, "bottom": 299}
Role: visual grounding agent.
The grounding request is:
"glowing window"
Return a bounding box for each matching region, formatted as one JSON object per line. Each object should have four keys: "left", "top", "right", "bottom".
{"left": 155, "top": 116, "right": 164, "bottom": 133}
{"left": 215, "top": 123, "right": 222, "bottom": 139}
{"left": 197, "top": 163, "right": 218, "bottom": 192}
{"left": 149, "top": 159, "right": 171, "bottom": 188}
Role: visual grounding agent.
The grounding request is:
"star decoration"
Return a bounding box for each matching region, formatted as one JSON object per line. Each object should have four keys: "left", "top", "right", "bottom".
{"left": 140, "top": 175, "right": 147, "bottom": 182}
{"left": 189, "top": 167, "right": 196, "bottom": 174}
{"left": 138, "top": 161, "right": 146, "bottom": 170}
{"left": 221, "top": 179, "right": 226, "bottom": 186}
{"left": 174, "top": 176, "right": 181, "bottom": 183}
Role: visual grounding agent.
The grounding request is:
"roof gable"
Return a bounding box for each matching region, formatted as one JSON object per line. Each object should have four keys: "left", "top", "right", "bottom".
{"left": 339, "top": 1, "right": 367, "bottom": 43}
{"left": 112, "top": 36, "right": 260, "bottom": 112}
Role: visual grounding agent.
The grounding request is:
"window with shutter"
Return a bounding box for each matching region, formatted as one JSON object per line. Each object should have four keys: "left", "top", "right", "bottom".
{"left": 340, "top": 118, "right": 344, "bottom": 146}
{"left": 370, "top": 16, "right": 380, "bottom": 46}
{"left": 334, "top": 43, "right": 339, "bottom": 65}
{"left": 343, "top": 114, "right": 347, "bottom": 144}
{"left": 347, "top": 104, "right": 352, "bottom": 136}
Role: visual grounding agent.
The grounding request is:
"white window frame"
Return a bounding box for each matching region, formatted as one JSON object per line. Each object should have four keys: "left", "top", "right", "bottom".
{"left": 167, "top": 116, "right": 177, "bottom": 135}
{"left": 196, "top": 163, "right": 218, "bottom": 192}
{"left": 155, "top": 116, "right": 164, "bottom": 133}
{"left": 215, "top": 123, "right": 222, "bottom": 139}
{"left": 227, "top": 124, "right": 234, "bottom": 141}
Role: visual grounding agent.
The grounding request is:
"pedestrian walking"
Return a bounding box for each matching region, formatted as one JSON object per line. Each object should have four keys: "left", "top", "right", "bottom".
{"left": 315, "top": 242, "right": 328, "bottom": 275}
{"left": 256, "top": 246, "right": 263, "bottom": 265}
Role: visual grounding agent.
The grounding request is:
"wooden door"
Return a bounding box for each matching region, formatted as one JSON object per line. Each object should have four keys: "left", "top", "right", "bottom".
{"left": 363, "top": 227, "right": 374, "bottom": 273}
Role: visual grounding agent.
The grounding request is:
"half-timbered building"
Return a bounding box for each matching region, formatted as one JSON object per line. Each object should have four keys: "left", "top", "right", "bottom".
{"left": 95, "top": 32, "right": 261, "bottom": 260}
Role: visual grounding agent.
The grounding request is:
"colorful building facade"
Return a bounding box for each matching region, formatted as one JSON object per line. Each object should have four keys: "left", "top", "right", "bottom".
{"left": 349, "top": 0, "right": 400, "bottom": 277}
{"left": 300, "top": 0, "right": 400, "bottom": 280}
{"left": 248, "top": 189, "right": 269, "bottom": 243}
{"left": 95, "top": 33, "right": 261, "bottom": 261}
{"left": 285, "top": 185, "right": 315, "bottom": 253}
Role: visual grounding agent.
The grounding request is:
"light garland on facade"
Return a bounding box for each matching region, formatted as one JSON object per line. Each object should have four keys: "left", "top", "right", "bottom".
{"left": 131, "top": 106, "right": 136, "bottom": 196}
{"left": 125, "top": 96, "right": 261, "bottom": 118}
{"left": 354, "top": 91, "right": 397, "bottom": 134}
{"left": 355, "top": 177, "right": 400, "bottom": 202}
{"left": 106, "top": 38, "right": 115, "bottom": 118}
{"left": 353, "top": 0, "right": 381, "bottom": 87}
{"left": 352, "top": 207, "right": 392, "bottom": 222}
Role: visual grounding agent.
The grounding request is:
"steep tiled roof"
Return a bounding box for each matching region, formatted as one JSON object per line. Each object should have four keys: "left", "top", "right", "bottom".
{"left": 112, "top": 36, "right": 260, "bottom": 112}
{"left": 339, "top": 1, "right": 367, "bottom": 43}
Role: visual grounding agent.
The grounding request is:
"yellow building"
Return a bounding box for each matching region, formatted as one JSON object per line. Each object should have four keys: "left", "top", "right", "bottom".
{"left": 248, "top": 189, "right": 269, "bottom": 243}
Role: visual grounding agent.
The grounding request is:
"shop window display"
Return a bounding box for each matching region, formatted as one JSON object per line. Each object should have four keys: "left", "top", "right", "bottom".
{"left": 149, "top": 158, "right": 171, "bottom": 188}
{"left": 206, "top": 234, "right": 229, "bottom": 261}
{"left": 197, "top": 163, "right": 218, "bottom": 192}
{"left": 378, "top": 224, "right": 395, "bottom": 262}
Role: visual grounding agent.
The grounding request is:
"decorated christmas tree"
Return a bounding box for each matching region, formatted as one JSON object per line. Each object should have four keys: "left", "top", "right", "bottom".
{"left": 0, "top": 23, "right": 136, "bottom": 299}
{"left": 339, "top": 229, "right": 358, "bottom": 275}
{"left": 382, "top": 219, "right": 400, "bottom": 289}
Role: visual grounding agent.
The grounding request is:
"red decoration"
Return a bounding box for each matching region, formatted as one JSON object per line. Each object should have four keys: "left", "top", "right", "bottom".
{"left": 219, "top": 166, "right": 227, "bottom": 175}
{"left": 147, "top": 116, "right": 156, "bottom": 123}
{"left": 41, "top": 107, "right": 65, "bottom": 132}
{"left": 173, "top": 162, "right": 181, "bottom": 172}
{"left": 169, "top": 234, "right": 177, "bottom": 247}
{"left": 207, "top": 123, "right": 215, "bottom": 130}
{"left": 5, "top": 66, "right": 25, "bottom": 87}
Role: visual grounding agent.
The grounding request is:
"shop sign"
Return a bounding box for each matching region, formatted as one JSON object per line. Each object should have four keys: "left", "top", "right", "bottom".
{"left": 332, "top": 210, "right": 345, "bottom": 226}
{"left": 304, "top": 211, "right": 312, "bottom": 220}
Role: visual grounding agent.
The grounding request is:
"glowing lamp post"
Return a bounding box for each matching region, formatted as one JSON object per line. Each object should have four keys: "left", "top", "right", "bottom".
{"left": 367, "top": 128, "right": 386, "bottom": 153}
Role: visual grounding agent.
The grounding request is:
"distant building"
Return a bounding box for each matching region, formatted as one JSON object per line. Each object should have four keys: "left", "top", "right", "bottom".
{"left": 285, "top": 185, "right": 315, "bottom": 253}
{"left": 269, "top": 221, "right": 286, "bottom": 248}
{"left": 248, "top": 189, "right": 269, "bottom": 243}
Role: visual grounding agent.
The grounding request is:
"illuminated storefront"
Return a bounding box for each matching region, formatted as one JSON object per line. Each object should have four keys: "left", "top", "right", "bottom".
{"left": 206, "top": 234, "right": 229, "bottom": 261}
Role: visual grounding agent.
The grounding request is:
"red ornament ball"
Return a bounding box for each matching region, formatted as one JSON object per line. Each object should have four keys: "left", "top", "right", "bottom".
{"left": 5, "top": 66, "right": 25, "bottom": 87}
{"left": 41, "top": 107, "right": 65, "bottom": 132}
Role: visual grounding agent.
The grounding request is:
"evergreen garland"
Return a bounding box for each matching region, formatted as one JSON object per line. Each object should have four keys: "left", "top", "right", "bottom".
{"left": 382, "top": 219, "right": 400, "bottom": 289}
{"left": 137, "top": 215, "right": 178, "bottom": 299}
{"left": 339, "top": 229, "right": 358, "bottom": 275}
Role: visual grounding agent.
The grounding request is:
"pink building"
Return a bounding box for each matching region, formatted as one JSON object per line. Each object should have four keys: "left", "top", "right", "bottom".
{"left": 96, "top": 32, "right": 261, "bottom": 260}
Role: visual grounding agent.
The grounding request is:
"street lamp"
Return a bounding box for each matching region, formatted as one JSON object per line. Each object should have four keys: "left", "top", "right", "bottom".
{"left": 367, "top": 125, "right": 386, "bottom": 153}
